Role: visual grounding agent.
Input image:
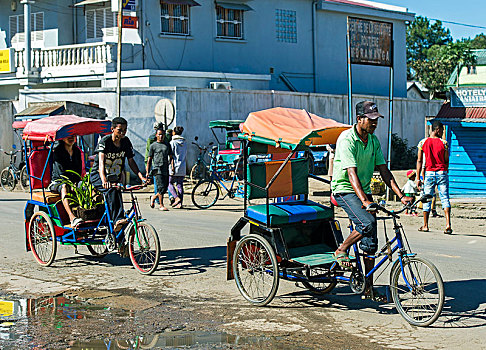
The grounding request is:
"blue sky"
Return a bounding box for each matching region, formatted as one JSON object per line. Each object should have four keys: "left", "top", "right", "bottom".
{"left": 382, "top": 0, "right": 485, "bottom": 40}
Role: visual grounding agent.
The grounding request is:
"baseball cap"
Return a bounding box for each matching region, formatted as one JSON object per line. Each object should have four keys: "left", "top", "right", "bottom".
{"left": 356, "top": 101, "right": 384, "bottom": 119}
{"left": 406, "top": 170, "right": 416, "bottom": 178}
{"left": 153, "top": 121, "right": 162, "bottom": 129}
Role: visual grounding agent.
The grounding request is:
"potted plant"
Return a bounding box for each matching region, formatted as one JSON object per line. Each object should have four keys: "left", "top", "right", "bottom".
{"left": 59, "top": 170, "right": 104, "bottom": 221}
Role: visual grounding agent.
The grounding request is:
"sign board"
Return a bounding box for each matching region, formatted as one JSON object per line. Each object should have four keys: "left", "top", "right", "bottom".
{"left": 121, "top": 15, "right": 138, "bottom": 29}
{"left": 450, "top": 87, "right": 486, "bottom": 108}
{"left": 112, "top": 0, "right": 137, "bottom": 12}
{"left": 347, "top": 17, "right": 393, "bottom": 67}
{"left": 0, "top": 48, "right": 15, "bottom": 74}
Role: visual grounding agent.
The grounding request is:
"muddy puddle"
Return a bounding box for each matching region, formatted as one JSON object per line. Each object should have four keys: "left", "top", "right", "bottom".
{"left": 0, "top": 295, "right": 278, "bottom": 349}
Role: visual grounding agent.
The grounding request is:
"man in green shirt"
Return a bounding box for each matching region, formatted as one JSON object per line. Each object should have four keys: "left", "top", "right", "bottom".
{"left": 331, "top": 101, "right": 412, "bottom": 300}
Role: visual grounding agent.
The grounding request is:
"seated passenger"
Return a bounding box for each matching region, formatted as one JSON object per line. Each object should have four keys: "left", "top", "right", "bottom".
{"left": 48, "top": 136, "right": 84, "bottom": 227}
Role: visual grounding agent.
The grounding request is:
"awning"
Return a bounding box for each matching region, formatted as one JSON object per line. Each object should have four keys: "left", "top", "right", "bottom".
{"left": 74, "top": 0, "right": 108, "bottom": 6}
{"left": 215, "top": 2, "right": 253, "bottom": 11}
{"left": 15, "top": 103, "right": 65, "bottom": 118}
{"left": 160, "top": 0, "right": 201, "bottom": 6}
{"left": 209, "top": 120, "right": 244, "bottom": 129}
{"left": 435, "top": 102, "right": 486, "bottom": 120}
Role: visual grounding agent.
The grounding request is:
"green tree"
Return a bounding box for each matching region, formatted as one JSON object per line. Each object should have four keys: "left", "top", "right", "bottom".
{"left": 412, "top": 41, "right": 476, "bottom": 99}
{"left": 406, "top": 16, "right": 452, "bottom": 80}
{"left": 460, "top": 33, "right": 486, "bottom": 49}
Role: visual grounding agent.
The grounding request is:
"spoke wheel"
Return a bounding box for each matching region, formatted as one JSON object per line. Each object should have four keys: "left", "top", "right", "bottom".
{"left": 20, "top": 166, "right": 29, "bottom": 191}
{"left": 191, "top": 180, "right": 219, "bottom": 209}
{"left": 28, "top": 211, "right": 57, "bottom": 266}
{"left": 233, "top": 234, "right": 279, "bottom": 306}
{"left": 128, "top": 222, "right": 160, "bottom": 275}
{"left": 302, "top": 267, "right": 339, "bottom": 295}
{"left": 87, "top": 244, "right": 109, "bottom": 258}
{"left": 390, "top": 256, "right": 444, "bottom": 327}
{"left": 1, "top": 168, "right": 16, "bottom": 191}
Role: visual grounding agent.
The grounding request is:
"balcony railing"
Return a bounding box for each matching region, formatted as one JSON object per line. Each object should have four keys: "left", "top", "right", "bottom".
{"left": 15, "top": 42, "right": 114, "bottom": 71}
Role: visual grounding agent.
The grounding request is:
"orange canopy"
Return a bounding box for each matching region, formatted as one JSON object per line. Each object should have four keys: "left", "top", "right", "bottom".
{"left": 240, "top": 107, "right": 350, "bottom": 149}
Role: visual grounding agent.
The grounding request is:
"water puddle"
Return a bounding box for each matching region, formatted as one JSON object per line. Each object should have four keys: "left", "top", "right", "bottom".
{"left": 0, "top": 295, "right": 276, "bottom": 349}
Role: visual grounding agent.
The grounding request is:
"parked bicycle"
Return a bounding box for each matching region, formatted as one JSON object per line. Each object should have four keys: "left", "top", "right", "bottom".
{"left": 0, "top": 145, "right": 28, "bottom": 192}
{"left": 191, "top": 148, "right": 244, "bottom": 209}
{"left": 189, "top": 137, "right": 213, "bottom": 183}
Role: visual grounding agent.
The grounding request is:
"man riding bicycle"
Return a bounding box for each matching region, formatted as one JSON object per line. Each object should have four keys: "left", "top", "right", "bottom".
{"left": 331, "top": 101, "right": 412, "bottom": 300}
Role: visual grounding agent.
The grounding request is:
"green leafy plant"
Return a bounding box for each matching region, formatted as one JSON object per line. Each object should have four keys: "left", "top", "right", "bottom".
{"left": 59, "top": 170, "right": 103, "bottom": 209}
{"left": 391, "top": 134, "right": 417, "bottom": 170}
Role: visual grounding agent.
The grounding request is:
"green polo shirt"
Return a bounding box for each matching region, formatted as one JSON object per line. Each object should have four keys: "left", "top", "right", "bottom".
{"left": 331, "top": 125, "right": 386, "bottom": 194}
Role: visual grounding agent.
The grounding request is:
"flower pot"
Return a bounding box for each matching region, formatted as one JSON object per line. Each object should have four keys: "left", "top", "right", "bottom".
{"left": 75, "top": 204, "right": 105, "bottom": 221}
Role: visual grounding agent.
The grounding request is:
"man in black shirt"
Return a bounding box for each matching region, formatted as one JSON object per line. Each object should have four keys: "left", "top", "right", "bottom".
{"left": 91, "top": 117, "right": 147, "bottom": 232}
{"left": 48, "top": 136, "right": 84, "bottom": 227}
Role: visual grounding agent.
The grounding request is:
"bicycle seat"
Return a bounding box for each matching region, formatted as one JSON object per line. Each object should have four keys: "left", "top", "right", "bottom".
{"left": 330, "top": 194, "right": 339, "bottom": 207}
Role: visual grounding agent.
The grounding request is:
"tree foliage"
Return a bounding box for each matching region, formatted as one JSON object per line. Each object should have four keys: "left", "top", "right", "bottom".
{"left": 391, "top": 134, "right": 417, "bottom": 170}
{"left": 406, "top": 16, "right": 480, "bottom": 98}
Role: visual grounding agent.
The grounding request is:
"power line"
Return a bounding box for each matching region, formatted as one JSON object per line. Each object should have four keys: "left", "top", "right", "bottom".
{"left": 430, "top": 18, "right": 486, "bottom": 30}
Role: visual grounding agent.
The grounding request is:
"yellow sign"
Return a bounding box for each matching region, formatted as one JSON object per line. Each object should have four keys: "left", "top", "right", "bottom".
{"left": 0, "top": 300, "right": 14, "bottom": 317}
{"left": 0, "top": 48, "right": 14, "bottom": 73}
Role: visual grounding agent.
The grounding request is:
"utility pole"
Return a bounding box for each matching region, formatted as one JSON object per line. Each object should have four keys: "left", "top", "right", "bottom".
{"left": 116, "top": 0, "right": 123, "bottom": 118}
{"left": 21, "top": 0, "right": 34, "bottom": 81}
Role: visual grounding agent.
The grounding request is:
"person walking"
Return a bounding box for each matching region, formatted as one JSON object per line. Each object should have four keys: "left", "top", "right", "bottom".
{"left": 169, "top": 126, "right": 187, "bottom": 208}
{"left": 416, "top": 120, "right": 452, "bottom": 234}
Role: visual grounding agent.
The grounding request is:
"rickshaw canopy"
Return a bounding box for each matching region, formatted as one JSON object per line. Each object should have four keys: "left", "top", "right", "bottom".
{"left": 12, "top": 120, "right": 30, "bottom": 129}
{"left": 209, "top": 120, "right": 244, "bottom": 129}
{"left": 22, "top": 115, "right": 112, "bottom": 142}
{"left": 239, "top": 107, "right": 351, "bottom": 150}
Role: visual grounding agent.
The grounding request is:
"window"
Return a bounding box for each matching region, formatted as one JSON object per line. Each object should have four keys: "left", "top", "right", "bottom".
{"left": 9, "top": 12, "right": 44, "bottom": 44}
{"left": 85, "top": 7, "right": 116, "bottom": 41}
{"left": 161, "top": 3, "right": 190, "bottom": 35}
{"left": 216, "top": 6, "right": 243, "bottom": 39}
{"left": 467, "top": 65, "right": 477, "bottom": 75}
{"left": 275, "top": 9, "right": 296, "bottom": 43}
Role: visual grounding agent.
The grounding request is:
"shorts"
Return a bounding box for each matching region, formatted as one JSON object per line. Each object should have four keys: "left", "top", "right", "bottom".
{"left": 154, "top": 174, "right": 169, "bottom": 195}
{"left": 48, "top": 180, "right": 64, "bottom": 194}
{"left": 333, "top": 192, "right": 378, "bottom": 254}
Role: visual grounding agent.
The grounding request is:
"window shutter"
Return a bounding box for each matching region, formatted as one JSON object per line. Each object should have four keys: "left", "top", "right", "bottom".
{"left": 31, "top": 12, "right": 44, "bottom": 41}
{"left": 104, "top": 8, "right": 115, "bottom": 37}
{"left": 86, "top": 9, "right": 95, "bottom": 39}
{"left": 95, "top": 8, "right": 104, "bottom": 39}
{"left": 9, "top": 16, "right": 17, "bottom": 43}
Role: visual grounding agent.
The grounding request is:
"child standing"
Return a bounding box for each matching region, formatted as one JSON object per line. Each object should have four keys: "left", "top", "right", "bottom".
{"left": 146, "top": 127, "right": 173, "bottom": 211}
{"left": 402, "top": 170, "right": 419, "bottom": 215}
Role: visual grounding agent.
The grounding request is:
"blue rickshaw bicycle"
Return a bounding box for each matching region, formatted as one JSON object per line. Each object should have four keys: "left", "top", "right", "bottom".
{"left": 21, "top": 115, "right": 160, "bottom": 275}
{"left": 227, "top": 107, "right": 444, "bottom": 327}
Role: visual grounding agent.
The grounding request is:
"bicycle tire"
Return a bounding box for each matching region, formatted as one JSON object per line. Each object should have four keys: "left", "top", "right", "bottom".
{"left": 190, "top": 163, "right": 209, "bottom": 183}
{"left": 390, "top": 256, "right": 444, "bottom": 327}
{"left": 1, "top": 168, "right": 16, "bottom": 191}
{"left": 128, "top": 222, "right": 160, "bottom": 275}
{"left": 87, "top": 244, "right": 109, "bottom": 258}
{"left": 20, "top": 165, "right": 29, "bottom": 191}
{"left": 233, "top": 234, "right": 279, "bottom": 306}
{"left": 302, "top": 267, "right": 339, "bottom": 295}
{"left": 28, "top": 211, "right": 57, "bottom": 266}
{"left": 191, "top": 180, "right": 219, "bottom": 209}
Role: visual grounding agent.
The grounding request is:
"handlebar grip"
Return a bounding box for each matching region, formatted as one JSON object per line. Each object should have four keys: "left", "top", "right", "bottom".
{"left": 365, "top": 203, "right": 379, "bottom": 212}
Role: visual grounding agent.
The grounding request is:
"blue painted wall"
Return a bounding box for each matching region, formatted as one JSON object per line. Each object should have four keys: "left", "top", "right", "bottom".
{"left": 446, "top": 122, "right": 486, "bottom": 197}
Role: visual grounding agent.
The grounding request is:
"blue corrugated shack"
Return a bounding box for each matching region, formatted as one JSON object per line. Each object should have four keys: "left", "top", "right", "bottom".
{"left": 431, "top": 102, "right": 486, "bottom": 198}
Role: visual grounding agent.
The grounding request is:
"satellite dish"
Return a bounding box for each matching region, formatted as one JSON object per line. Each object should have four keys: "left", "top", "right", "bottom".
{"left": 154, "top": 99, "right": 175, "bottom": 128}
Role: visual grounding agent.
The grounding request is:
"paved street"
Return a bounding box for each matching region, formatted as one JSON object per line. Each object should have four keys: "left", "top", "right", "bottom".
{"left": 0, "top": 189, "right": 485, "bottom": 349}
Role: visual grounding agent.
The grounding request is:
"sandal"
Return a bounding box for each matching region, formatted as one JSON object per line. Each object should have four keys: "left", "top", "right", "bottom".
{"left": 362, "top": 288, "right": 389, "bottom": 303}
{"left": 444, "top": 228, "right": 453, "bottom": 235}
{"left": 149, "top": 196, "right": 155, "bottom": 209}
{"left": 418, "top": 226, "right": 429, "bottom": 232}
{"left": 333, "top": 252, "right": 352, "bottom": 270}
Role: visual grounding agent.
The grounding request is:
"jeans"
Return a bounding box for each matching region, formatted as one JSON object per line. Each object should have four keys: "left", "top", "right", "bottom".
{"left": 423, "top": 171, "right": 450, "bottom": 211}
{"left": 334, "top": 192, "right": 378, "bottom": 254}
{"left": 168, "top": 176, "right": 184, "bottom": 204}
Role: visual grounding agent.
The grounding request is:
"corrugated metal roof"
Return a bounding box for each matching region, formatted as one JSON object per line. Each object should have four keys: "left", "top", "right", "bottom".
{"left": 15, "top": 103, "right": 64, "bottom": 117}
{"left": 436, "top": 101, "right": 486, "bottom": 120}
{"left": 74, "top": 0, "right": 107, "bottom": 6}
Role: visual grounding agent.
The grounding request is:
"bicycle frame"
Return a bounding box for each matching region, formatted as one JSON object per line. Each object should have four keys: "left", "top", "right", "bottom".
{"left": 209, "top": 156, "right": 243, "bottom": 198}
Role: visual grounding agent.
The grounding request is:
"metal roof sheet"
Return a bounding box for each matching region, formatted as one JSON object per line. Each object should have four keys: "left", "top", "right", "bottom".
{"left": 14, "top": 103, "right": 65, "bottom": 117}
{"left": 436, "top": 101, "right": 486, "bottom": 120}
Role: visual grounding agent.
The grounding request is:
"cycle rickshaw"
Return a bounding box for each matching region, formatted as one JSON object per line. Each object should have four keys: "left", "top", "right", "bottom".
{"left": 22, "top": 115, "right": 160, "bottom": 275}
{"left": 227, "top": 107, "right": 444, "bottom": 326}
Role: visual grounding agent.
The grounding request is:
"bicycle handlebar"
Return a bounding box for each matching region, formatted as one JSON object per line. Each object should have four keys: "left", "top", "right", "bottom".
{"left": 0, "top": 149, "right": 21, "bottom": 156}
{"left": 367, "top": 194, "right": 433, "bottom": 217}
{"left": 109, "top": 183, "right": 148, "bottom": 191}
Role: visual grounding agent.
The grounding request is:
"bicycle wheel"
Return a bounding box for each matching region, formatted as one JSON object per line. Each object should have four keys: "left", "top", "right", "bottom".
{"left": 390, "top": 256, "right": 444, "bottom": 327}
{"left": 190, "top": 163, "right": 209, "bottom": 183}
{"left": 233, "top": 234, "right": 279, "bottom": 306}
{"left": 28, "top": 211, "right": 57, "bottom": 266}
{"left": 191, "top": 180, "right": 219, "bottom": 209}
{"left": 128, "top": 222, "right": 160, "bottom": 275}
{"left": 87, "top": 244, "right": 109, "bottom": 258}
{"left": 20, "top": 166, "right": 29, "bottom": 191}
{"left": 302, "top": 267, "right": 338, "bottom": 295}
{"left": 1, "top": 168, "right": 16, "bottom": 191}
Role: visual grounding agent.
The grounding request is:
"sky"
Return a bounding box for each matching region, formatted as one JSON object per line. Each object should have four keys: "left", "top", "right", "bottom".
{"left": 381, "top": 0, "right": 486, "bottom": 40}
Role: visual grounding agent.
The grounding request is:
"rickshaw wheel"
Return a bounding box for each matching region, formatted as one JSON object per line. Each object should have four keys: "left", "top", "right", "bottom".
{"left": 20, "top": 166, "right": 29, "bottom": 191}
{"left": 128, "top": 222, "right": 160, "bottom": 275}
{"left": 302, "top": 267, "right": 338, "bottom": 295}
{"left": 87, "top": 244, "right": 109, "bottom": 258}
{"left": 233, "top": 234, "right": 279, "bottom": 306}
{"left": 28, "top": 211, "right": 57, "bottom": 266}
{"left": 1, "top": 168, "right": 16, "bottom": 191}
{"left": 191, "top": 180, "right": 219, "bottom": 209}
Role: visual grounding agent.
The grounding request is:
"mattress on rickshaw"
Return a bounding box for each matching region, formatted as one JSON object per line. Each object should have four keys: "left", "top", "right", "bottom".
{"left": 246, "top": 200, "right": 333, "bottom": 225}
